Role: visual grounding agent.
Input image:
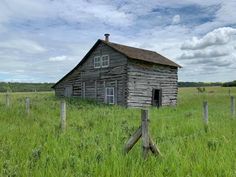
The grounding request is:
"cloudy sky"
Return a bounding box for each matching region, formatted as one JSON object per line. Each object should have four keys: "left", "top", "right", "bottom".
{"left": 0, "top": 0, "right": 236, "bottom": 82}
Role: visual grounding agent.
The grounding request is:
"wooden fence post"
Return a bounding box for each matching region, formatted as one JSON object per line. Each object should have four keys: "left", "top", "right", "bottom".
{"left": 124, "top": 109, "right": 161, "bottom": 158}
{"left": 231, "top": 96, "right": 235, "bottom": 117}
{"left": 141, "top": 109, "right": 149, "bottom": 159}
{"left": 203, "top": 101, "right": 208, "bottom": 132}
{"left": 25, "top": 97, "right": 30, "bottom": 114}
{"left": 5, "top": 93, "right": 10, "bottom": 107}
{"left": 228, "top": 89, "right": 231, "bottom": 96}
{"left": 60, "top": 100, "right": 66, "bottom": 131}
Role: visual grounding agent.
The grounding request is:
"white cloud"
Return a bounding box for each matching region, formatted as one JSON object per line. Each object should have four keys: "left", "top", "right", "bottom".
{"left": 0, "top": 0, "right": 134, "bottom": 27}
{"left": 172, "top": 15, "right": 181, "bottom": 25}
{"left": 179, "top": 49, "right": 229, "bottom": 59}
{"left": 181, "top": 27, "right": 236, "bottom": 50}
{"left": 178, "top": 25, "right": 236, "bottom": 81}
{"left": 0, "top": 71, "right": 10, "bottom": 74}
{"left": 0, "top": 39, "right": 46, "bottom": 54}
{"left": 49, "top": 55, "right": 75, "bottom": 62}
{"left": 215, "top": 1, "right": 236, "bottom": 24}
{"left": 189, "top": 58, "right": 233, "bottom": 67}
{"left": 53, "top": 0, "right": 134, "bottom": 27}
{"left": 0, "top": 2, "right": 11, "bottom": 23}
{"left": 0, "top": 0, "right": 50, "bottom": 25}
{"left": 123, "top": 25, "right": 190, "bottom": 62}
{"left": 0, "top": 24, "right": 6, "bottom": 32}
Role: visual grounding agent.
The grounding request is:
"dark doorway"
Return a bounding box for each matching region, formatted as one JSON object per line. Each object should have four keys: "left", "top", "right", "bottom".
{"left": 152, "top": 89, "right": 162, "bottom": 107}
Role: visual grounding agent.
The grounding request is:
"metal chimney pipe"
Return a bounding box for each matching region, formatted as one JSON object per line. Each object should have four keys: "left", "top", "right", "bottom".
{"left": 104, "top": 34, "right": 110, "bottom": 42}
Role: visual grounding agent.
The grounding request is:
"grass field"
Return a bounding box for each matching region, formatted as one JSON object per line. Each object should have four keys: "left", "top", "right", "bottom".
{"left": 0, "top": 87, "right": 236, "bottom": 177}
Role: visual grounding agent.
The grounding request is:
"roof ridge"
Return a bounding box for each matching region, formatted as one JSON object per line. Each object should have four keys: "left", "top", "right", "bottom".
{"left": 100, "top": 39, "right": 158, "bottom": 54}
{"left": 100, "top": 39, "right": 181, "bottom": 68}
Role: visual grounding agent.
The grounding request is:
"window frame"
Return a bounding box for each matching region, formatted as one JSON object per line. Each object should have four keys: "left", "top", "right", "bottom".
{"left": 94, "top": 56, "right": 101, "bottom": 68}
{"left": 105, "top": 87, "right": 114, "bottom": 104}
{"left": 101, "top": 55, "right": 109, "bottom": 68}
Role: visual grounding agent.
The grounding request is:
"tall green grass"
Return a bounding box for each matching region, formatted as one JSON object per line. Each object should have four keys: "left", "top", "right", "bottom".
{"left": 0, "top": 87, "right": 236, "bottom": 177}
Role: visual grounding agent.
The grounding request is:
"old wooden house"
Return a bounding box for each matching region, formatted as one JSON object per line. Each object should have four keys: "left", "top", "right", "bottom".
{"left": 52, "top": 34, "right": 181, "bottom": 107}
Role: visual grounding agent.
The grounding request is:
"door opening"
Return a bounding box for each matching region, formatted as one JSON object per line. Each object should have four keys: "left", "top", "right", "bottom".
{"left": 152, "top": 89, "right": 162, "bottom": 107}
{"left": 64, "top": 85, "right": 73, "bottom": 97}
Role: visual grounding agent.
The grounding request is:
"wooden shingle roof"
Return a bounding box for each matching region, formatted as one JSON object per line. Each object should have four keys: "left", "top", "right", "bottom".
{"left": 103, "top": 40, "right": 181, "bottom": 68}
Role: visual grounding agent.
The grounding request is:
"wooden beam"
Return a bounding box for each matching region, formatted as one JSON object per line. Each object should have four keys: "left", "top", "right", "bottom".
{"left": 203, "top": 101, "right": 208, "bottom": 132}
{"left": 149, "top": 136, "right": 161, "bottom": 156}
{"left": 25, "top": 97, "right": 30, "bottom": 114}
{"left": 141, "top": 109, "right": 149, "bottom": 159}
{"left": 95, "top": 80, "right": 97, "bottom": 100}
{"left": 124, "top": 126, "right": 142, "bottom": 153}
{"left": 60, "top": 100, "right": 66, "bottom": 131}
{"left": 115, "top": 80, "right": 118, "bottom": 104}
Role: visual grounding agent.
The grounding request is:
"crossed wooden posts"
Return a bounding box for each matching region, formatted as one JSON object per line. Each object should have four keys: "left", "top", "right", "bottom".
{"left": 124, "top": 109, "right": 161, "bottom": 159}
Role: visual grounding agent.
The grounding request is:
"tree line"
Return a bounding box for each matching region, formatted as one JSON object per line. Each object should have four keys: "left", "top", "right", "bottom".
{"left": 0, "top": 81, "right": 235, "bottom": 92}
{"left": 0, "top": 82, "right": 54, "bottom": 92}
{"left": 178, "top": 81, "right": 236, "bottom": 87}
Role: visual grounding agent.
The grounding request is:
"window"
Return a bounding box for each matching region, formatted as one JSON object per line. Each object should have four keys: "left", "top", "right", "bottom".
{"left": 94, "top": 56, "right": 101, "bottom": 68}
{"left": 106, "top": 87, "right": 114, "bottom": 104}
{"left": 94, "top": 55, "right": 109, "bottom": 68}
{"left": 101, "top": 55, "right": 109, "bottom": 67}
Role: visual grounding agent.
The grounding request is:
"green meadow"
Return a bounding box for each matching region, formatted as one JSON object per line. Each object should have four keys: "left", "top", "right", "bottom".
{"left": 0, "top": 87, "right": 236, "bottom": 177}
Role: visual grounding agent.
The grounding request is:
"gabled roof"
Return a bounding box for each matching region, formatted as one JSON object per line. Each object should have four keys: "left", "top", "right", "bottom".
{"left": 52, "top": 39, "right": 181, "bottom": 88}
{"left": 104, "top": 40, "right": 181, "bottom": 68}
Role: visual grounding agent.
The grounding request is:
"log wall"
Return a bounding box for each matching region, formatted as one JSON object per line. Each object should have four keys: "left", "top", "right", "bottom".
{"left": 127, "top": 60, "right": 178, "bottom": 108}
{"left": 54, "top": 70, "right": 80, "bottom": 97}
{"left": 54, "top": 42, "right": 179, "bottom": 107}
{"left": 54, "top": 42, "right": 128, "bottom": 106}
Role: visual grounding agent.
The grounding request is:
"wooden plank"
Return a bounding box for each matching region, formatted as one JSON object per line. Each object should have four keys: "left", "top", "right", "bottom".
{"left": 82, "top": 82, "right": 85, "bottom": 99}
{"left": 149, "top": 136, "right": 161, "bottom": 156}
{"left": 141, "top": 109, "right": 149, "bottom": 159}
{"left": 60, "top": 100, "right": 66, "bottom": 131}
{"left": 127, "top": 59, "right": 178, "bottom": 108}
{"left": 104, "top": 80, "right": 106, "bottom": 103}
{"left": 95, "top": 80, "right": 97, "bottom": 100}
{"left": 203, "top": 101, "right": 208, "bottom": 132}
{"left": 124, "top": 126, "right": 142, "bottom": 153}
{"left": 115, "top": 80, "right": 118, "bottom": 104}
{"left": 25, "top": 97, "right": 30, "bottom": 114}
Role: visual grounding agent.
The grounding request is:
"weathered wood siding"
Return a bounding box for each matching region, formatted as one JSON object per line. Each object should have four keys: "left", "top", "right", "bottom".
{"left": 54, "top": 70, "right": 81, "bottom": 97}
{"left": 55, "top": 42, "right": 128, "bottom": 106}
{"left": 80, "top": 42, "right": 127, "bottom": 106}
{"left": 127, "top": 60, "right": 178, "bottom": 107}
{"left": 54, "top": 41, "right": 179, "bottom": 107}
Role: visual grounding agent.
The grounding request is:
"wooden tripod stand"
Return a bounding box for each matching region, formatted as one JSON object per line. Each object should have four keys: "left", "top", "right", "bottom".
{"left": 124, "top": 109, "right": 161, "bottom": 159}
